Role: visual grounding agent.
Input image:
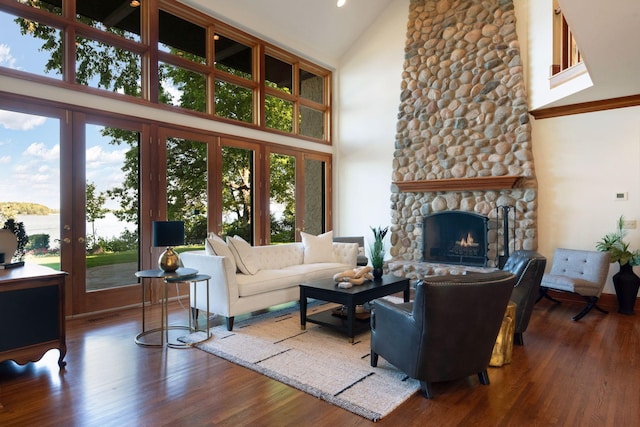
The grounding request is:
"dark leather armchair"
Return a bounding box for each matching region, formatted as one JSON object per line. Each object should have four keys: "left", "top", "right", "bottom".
{"left": 502, "top": 250, "right": 547, "bottom": 345}
{"left": 370, "top": 271, "right": 516, "bottom": 398}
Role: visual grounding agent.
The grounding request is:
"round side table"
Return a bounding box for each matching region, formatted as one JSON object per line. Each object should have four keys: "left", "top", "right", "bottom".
{"left": 134, "top": 268, "right": 211, "bottom": 348}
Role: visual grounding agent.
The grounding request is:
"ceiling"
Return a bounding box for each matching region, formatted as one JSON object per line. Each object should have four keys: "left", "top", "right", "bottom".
{"left": 181, "top": 0, "right": 640, "bottom": 108}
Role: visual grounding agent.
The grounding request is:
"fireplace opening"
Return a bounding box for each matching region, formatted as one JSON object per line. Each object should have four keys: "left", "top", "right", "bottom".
{"left": 422, "top": 211, "right": 489, "bottom": 266}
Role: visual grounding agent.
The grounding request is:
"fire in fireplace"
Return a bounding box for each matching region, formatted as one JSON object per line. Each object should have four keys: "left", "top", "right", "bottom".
{"left": 422, "top": 211, "right": 489, "bottom": 266}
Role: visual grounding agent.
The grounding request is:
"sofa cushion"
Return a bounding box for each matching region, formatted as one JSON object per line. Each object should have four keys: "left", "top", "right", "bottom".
{"left": 236, "top": 269, "right": 305, "bottom": 297}
{"left": 227, "top": 235, "right": 260, "bottom": 275}
{"left": 205, "top": 233, "right": 237, "bottom": 272}
{"left": 301, "top": 230, "right": 336, "bottom": 264}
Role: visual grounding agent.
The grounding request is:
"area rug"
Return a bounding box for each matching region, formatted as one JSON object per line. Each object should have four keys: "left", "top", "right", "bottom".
{"left": 181, "top": 300, "right": 420, "bottom": 421}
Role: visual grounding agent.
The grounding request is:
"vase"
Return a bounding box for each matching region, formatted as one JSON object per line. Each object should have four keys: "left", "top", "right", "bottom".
{"left": 372, "top": 267, "right": 383, "bottom": 280}
{"left": 612, "top": 262, "right": 640, "bottom": 315}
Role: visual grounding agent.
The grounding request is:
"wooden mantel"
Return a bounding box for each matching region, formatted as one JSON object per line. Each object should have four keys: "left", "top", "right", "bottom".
{"left": 394, "top": 176, "right": 522, "bottom": 192}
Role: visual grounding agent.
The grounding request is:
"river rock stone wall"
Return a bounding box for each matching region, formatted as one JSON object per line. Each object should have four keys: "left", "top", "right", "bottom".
{"left": 390, "top": 0, "right": 537, "bottom": 267}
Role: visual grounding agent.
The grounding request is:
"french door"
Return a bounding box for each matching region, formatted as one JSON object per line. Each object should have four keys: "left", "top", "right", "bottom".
{"left": 70, "top": 113, "right": 145, "bottom": 313}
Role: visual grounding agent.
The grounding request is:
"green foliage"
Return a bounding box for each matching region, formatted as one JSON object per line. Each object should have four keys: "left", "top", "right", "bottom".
{"left": 596, "top": 216, "right": 640, "bottom": 266}
{"left": 26, "top": 233, "right": 50, "bottom": 252}
{"left": 2, "top": 219, "right": 29, "bottom": 261}
{"left": 0, "top": 202, "right": 52, "bottom": 219}
{"left": 14, "top": 15, "right": 297, "bottom": 249}
{"left": 96, "top": 230, "right": 139, "bottom": 253}
{"left": 369, "top": 226, "right": 389, "bottom": 269}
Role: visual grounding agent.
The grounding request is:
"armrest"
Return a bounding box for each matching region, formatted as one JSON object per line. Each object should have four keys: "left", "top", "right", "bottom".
{"left": 371, "top": 298, "right": 418, "bottom": 343}
{"left": 180, "top": 251, "right": 239, "bottom": 314}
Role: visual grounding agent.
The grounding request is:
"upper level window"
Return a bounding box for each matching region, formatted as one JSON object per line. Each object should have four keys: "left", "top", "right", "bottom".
{"left": 551, "top": 3, "right": 582, "bottom": 76}
{"left": 215, "top": 33, "right": 253, "bottom": 80}
{"left": 0, "top": 0, "right": 331, "bottom": 143}
{"left": 159, "top": 9, "right": 205, "bottom": 64}
{"left": 76, "top": 0, "right": 141, "bottom": 42}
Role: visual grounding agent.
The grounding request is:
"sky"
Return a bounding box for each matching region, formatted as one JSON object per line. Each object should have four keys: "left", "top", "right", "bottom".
{"left": 0, "top": 10, "right": 129, "bottom": 211}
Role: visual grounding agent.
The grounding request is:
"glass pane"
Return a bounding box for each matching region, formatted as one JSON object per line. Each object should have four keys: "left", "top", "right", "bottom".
{"left": 159, "top": 62, "right": 206, "bottom": 112}
{"left": 166, "top": 137, "right": 208, "bottom": 245}
{"left": 11, "top": 0, "right": 61, "bottom": 15}
{"left": 76, "top": 36, "right": 142, "bottom": 96}
{"left": 215, "top": 79, "right": 253, "bottom": 123}
{"left": 0, "top": 11, "right": 63, "bottom": 80}
{"left": 222, "top": 146, "right": 253, "bottom": 243}
{"left": 299, "top": 69, "right": 324, "bottom": 103}
{"left": 265, "top": 54, "right": 292, "bottom": 93}
{"left": 214, "top": 33, "right": 252, "bottom": 79}
{"left": 0, "top": 109, "right": 60, "bottom": 269}
{"left": 265, "top": 95, "right": 293, "bottom": 132}
{"left": 303, "top": 159, "right": 325, "bottom": 236}
{"left": 299, "top": 106, "right": 324, "bottom": 140}
{"left": 85, "top": 124, "right": 139, "bottom": 291}
{"left": 269, "top": 153, "right": 295, "bottom": 243}
{"left": 159, "top": 10, "right": 205, "bottom": 64}
{"left": 75, "top": 0, "right": 141, "bottom": 41}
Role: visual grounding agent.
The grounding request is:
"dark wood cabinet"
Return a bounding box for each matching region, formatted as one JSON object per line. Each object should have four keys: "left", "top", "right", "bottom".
{"left": 0, "top": 264, "right": 67, "bottom": 368}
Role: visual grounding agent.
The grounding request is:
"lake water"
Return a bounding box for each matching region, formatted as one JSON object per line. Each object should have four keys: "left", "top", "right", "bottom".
{"left": 16, "top": 213, "right": 136, "bottom": 248}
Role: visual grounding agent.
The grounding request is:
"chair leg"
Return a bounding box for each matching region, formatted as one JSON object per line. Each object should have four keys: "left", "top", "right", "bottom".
{"left": 370, "top": 352, "right": 379, "bottom": 367}
{"left": 514, "top": 332, "right": 524, "bottom": 346}
{"left": 536, "top": 287, "right": 563, "bottom": 304}
{"left": 478, "top": 370, "right": 490, "bottom": 385}
{"left": 420, "top": 381, "right": 434, "bottom": 399}
{"left": 572, "top": 296, "right": 608, "bottom": 321}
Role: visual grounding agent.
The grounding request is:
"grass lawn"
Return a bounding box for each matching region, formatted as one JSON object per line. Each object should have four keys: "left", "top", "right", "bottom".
{"left": 27, "top": 245, "right": 204, "bottom": 270}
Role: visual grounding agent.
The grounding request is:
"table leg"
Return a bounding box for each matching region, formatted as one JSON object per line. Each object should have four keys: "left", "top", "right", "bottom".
{"left": 300, "top": 291, "right": 307, "bottom": 330}
{"left": 347, "top": 302, "right": 355, "bottom": 343}
{"left": 403, "top": 285, "right": 410, "bottom": 302}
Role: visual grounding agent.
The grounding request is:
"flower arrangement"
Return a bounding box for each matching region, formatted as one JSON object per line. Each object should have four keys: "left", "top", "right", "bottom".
{"left": 369, "top": 225, "right": 389, "bottom": 269}
{"left": 596, "top": 215, "right": 640, "bottom": 266}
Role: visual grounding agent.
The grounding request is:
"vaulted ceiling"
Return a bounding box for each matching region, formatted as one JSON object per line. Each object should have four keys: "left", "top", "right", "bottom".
{"left": 182, "top": 0, "right": 640, "bottom": 108}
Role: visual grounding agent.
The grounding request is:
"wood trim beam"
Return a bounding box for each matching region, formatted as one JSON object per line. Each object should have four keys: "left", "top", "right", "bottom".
{"left": 530, "top": 94, "right": 640, "bottom": 120}
{"left": 394, "top": 176, "right": 522, "bottom": 192}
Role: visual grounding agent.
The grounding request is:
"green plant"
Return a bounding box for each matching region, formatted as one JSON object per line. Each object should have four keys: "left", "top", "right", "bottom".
{"left": 2, "top": 218, "right": 29, "bottom": 261}
{"left": 369, "top": 225, "right": 389, "bottom": 269}
{"left": 596, "top": 215, "right": 640, "bottom": 266}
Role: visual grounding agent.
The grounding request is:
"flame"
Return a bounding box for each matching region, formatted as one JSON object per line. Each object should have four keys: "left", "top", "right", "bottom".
{"left": 458, "top": 232, "right": 476, "bottom": 247}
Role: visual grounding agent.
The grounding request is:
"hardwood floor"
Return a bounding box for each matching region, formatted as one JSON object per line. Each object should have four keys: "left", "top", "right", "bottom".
{"left": 0, "top": 296, "right": 638, "bottom": 426}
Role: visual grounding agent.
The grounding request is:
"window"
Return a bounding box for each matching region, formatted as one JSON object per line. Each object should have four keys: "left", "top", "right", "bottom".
{"left": 551, "top": 3, "right": 582, "bottom": 76}
{"left": 0, "top": 0, "right": 331, "bottom": 142}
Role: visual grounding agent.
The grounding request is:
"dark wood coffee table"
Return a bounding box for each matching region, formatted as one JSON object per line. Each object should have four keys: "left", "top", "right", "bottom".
{"left": 300, "top": 274, "right": 410, "bottom": 342}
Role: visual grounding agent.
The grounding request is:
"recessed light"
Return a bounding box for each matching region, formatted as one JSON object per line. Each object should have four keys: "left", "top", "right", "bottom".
{"left": 337, "top": 0, "right": 346, "bottom": 7}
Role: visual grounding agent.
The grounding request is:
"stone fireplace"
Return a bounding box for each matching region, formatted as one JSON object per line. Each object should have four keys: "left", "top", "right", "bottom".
{"left": 388, "top": 0, "right": 538, "bottom": 277}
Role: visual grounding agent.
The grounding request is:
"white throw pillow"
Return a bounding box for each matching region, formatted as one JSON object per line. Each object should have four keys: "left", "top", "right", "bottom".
{"left": 226, "top": 235, "right": 260, "bottom": 275}
{"left": 301, "top": 230, "right": 336, "bottom": 264}
{"left": 205, "top": 233, "right": 237, "bottom": 271}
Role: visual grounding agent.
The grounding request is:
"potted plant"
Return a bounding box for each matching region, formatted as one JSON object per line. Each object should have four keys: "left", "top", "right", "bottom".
{"left": 596, "top": 215, "right": 640, "bottom": 314}
{"left": 369, "top": 225, "right": 388, "bottom": 280}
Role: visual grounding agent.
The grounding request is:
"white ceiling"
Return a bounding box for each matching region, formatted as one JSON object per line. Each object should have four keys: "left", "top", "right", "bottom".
{"left": 182, "top": 0, "right": 640, "bottom": 107}
{"left": 180, "top": 0, "right": 394, "bottom": 68}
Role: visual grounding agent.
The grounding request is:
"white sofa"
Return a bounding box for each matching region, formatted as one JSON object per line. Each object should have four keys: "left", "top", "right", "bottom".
{"left": 181, "top": 236, "right": 359, "bottom": 330}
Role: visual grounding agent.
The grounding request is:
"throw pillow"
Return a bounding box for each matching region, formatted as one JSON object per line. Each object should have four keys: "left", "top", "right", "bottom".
{"left": 226, "top": 235, "right": 260, "bottom": 275}
{"left": 301, "top": 230, "right": 336, "bottom": 264}
{"left": 205, "top": 233, "right": 237, "bottom": 272}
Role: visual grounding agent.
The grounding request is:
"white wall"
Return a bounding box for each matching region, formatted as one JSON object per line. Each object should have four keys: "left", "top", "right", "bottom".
{"left": 534, "top": 107, "right": 640, "bottom": 293}
{"left": 335, "top": 0, "right": 408, "bottom": 251}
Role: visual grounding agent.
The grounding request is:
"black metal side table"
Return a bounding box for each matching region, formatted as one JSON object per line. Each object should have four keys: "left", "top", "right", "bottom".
{"left": 134, "top": 268, "right": 211, "bottom": 348}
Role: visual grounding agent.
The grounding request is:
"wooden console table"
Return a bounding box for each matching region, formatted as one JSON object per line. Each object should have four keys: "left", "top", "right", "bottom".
{"left": 0, "top": 264, "right": 67, "bottom": 369}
